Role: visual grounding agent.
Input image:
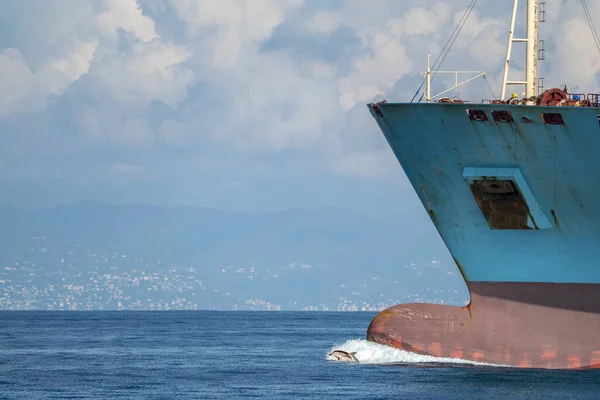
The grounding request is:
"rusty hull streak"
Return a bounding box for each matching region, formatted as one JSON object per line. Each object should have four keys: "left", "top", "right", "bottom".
{"left": 366, "top": 282, "right": 600, "bottom": 369}
{"left": 550, "top": 209, "right": 559, "bottom": 227}
{"left": 451, "top": 256, "right": 469, "bottom": 283}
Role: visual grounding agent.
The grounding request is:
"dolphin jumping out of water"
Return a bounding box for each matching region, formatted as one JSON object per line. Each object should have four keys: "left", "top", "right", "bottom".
{"left": 328, "top": 350, "right": 359, "bottom": 363}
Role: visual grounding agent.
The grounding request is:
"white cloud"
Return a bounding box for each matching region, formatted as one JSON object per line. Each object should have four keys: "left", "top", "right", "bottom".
{"left": 170, "top": 0, "right": 304, "bottom": 69}
{"left": 0, "top": 49, "right": 36, "bottom": 114}
{"left": 96, "top": 0, "right": 159, "bottom": 41}
{"left": 303, "top": 12, "right": 340, "bottom": 34}
{"left": 0, "top": 0, "right": 193, "bottom": 119}
{"left": 544, "top": 2, "right": 600, "bottom": 91}
{"left": 0, "top": 38, "right": 98, "bottom": 117}
{"left": 1, "top": 0, "right": 600, "bottom": 198}
{"left": 394, "top": 4, "right": 453, "bottom": 36}
{"left": 90, "top": 41, "right": 193, "bottom": 108}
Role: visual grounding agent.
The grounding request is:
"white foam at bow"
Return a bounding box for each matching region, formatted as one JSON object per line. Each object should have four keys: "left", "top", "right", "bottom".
{"left": 327, "top": 339, "right": 508, "bottom": 367}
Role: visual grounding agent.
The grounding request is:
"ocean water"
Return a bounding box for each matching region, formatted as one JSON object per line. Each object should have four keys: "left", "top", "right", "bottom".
{"left": 1, "top": 312, "right": 599, "bottom": 399}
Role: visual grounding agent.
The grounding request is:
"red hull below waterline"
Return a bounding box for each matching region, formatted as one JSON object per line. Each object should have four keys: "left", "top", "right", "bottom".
{"left": 366, "top": 282, "right": 600, "bottom": 369}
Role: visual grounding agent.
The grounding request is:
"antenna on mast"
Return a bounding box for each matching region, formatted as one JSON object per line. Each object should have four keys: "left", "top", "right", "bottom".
{"left": 500, "top": 0, "right": 544, "bottom": 103}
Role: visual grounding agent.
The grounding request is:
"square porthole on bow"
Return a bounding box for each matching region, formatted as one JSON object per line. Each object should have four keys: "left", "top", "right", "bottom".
{"left": 466, "top": 109, "right": 488, "bottom": 121}
{"left": 492, "top": 110, "right": 513, "bottom": 123}
{"left": 541, "top": 113, "right": 564, "bottom": 125}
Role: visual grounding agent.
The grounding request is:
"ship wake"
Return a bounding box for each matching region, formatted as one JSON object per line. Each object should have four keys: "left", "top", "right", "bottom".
{"left": 327, "top": 339, "right": 506, "bottom": 367}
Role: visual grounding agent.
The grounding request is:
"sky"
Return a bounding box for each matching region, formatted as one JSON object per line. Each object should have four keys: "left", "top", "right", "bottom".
{"left": 1, "top": 0, "right": 600, "bottom": 215}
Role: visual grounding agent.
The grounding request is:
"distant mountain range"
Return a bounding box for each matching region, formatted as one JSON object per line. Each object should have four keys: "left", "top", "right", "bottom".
{"left": 0, "top": 202, "right": 467, "bottom": 310}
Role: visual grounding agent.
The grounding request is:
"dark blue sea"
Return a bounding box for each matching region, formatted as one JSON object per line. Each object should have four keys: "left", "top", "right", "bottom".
{"left": 1, "top": 311, "right": 599, "bottom": 399}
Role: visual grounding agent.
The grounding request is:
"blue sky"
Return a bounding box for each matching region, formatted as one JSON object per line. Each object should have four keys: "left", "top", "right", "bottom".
{"left": 0, "top": 0, "right": 598, "bottom": 214}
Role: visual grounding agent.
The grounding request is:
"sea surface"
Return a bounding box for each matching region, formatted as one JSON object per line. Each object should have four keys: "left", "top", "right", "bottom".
{"left": 1, "top": 311, "right": 599, "bottom": 399}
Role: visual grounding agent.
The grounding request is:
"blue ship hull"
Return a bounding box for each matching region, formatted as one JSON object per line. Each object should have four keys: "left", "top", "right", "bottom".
{"left": 369, "top": 102, "right": 600, "bottom": 283}
{"left": 365, "top": 100, "right": 600, "bottom": 369}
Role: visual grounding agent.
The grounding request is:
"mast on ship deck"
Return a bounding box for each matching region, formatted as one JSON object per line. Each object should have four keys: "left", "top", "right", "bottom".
{"left": 501, "top": 0, "right": 539, "bottom": 103}
{"left": 526, "top": 0, "right": 538, "bottom": 99}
